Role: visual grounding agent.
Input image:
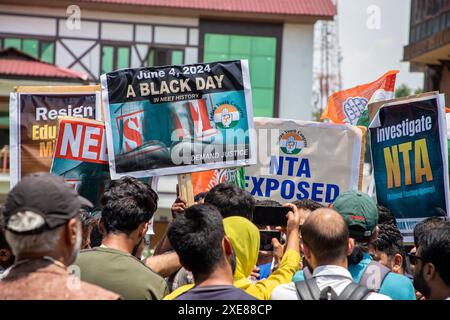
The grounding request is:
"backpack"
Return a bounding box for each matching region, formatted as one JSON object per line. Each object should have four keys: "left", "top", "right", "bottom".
{"left": 303, "top": 260, "right": 391, "bottom": 292}
{"left": 294, "top": 278, "right": 372, "bottom": 300}
{"left": 358, "top": 261, "right": 391, "bottom": 291}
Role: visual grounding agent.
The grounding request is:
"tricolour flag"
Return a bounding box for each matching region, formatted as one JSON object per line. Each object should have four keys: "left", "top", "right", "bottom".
{"left": 321, "top": 70, "right": 399, "bottom": 125}
{"left": 213, "top": 104, "right": 240, "bottom": 129}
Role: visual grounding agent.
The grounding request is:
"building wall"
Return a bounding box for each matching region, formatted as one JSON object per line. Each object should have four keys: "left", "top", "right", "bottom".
{"left": 424, "top": 63, "right": 450, "bottom": 106}
{"left": 0, "top": 5, "right": 316, "bottom": 120}
{"left": 0, "top": 5, "right": 200, "bottom": 79}
{"left": 439, "top": 65, "right": 450, "bottom": 106}
{"left": 279, "top": 23, "right": 314, "bottom": 121}
{"left": 0, "top": 4, "right": 317, "bottom": 209}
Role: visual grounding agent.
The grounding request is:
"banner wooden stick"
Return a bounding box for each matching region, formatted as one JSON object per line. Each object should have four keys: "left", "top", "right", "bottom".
{"left": 177, "top": 173, "right": 194, "bottom": 206}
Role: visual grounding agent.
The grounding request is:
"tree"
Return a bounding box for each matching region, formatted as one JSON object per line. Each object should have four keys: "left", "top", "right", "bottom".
{"left": 395, "top": 84, "right": 412, "bottom": 98}
{"left": 395, "top": 84, "right": 423, "bottom": 98}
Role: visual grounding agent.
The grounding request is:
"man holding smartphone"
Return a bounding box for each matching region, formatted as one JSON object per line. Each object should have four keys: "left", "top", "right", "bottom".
{"left": 165, "top": 202, "right": 303, "bottom": 300}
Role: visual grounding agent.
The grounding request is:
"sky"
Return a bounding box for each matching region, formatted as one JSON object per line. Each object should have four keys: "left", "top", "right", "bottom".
{"left": 337, "top": 0, "right": 424, "bottom": 90}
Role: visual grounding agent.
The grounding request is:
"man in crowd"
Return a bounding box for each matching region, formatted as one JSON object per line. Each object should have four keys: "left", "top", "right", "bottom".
{"left": 204, "top": 183, "right": 255, "bottom": 219}
{"left": 410, "top": 217, "right": 448, "bottom": 275}
{"left": 369, "top": 223, "right": 408, "bottom": 275}
{"left": 334, "top": 191, "right": 415, "bottom": 300}
{"left": 411, "top": 224, "right": 450, "bottom": 300}
{"left": 256, "top": 199, "right": 282, "bottom": 207}
{"left": 0, "top": 227, "right": 13, "bottom": 275}
{"left": 168, "top": 204, "right": 255, "bottom": 300}
{"left": 155, "top": 183, "right": 254, "bottom": 254}
{"left": 377, "top": 205, "right": 397, "bottom": 227}
{"left": 271, "top": 208, "right": 390, "bottom": 300}
{"left": 0, "top": 173, "right": 119, "bottom": 300}
{"left": 413, "top": 216, "right": 448, "bottom": 250}
{"left": 194, "top": 192, "right": 207, "bottom": 204}
{"left": 292, "top": 191, "right": 415, "bottom": 300}
{"left": 79, "top": 210, "right": 97, "bottom": 249}
{"left": 89, "top": 220, "right": 103, "bottom": 248}
{"left": 289, "top": 199, "right": 324, "bottom": 279}
{"left": 155, "top": 183, "right": 258, "bottom": 290}
{"left": 292, "top": 199, "right": 324, "bottom": 212}
{"left": 165, "top": 203, "right": 301, "bottom": 300}
{"left": 75, "top": 176, "right": 168, "bottom": 300}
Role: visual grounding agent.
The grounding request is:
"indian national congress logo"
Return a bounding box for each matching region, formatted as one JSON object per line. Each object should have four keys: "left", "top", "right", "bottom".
{"left": 218, "top": 168, "right": 237, "bottom": 184}
{"left": 214, "top": 104, "right": 240, "bottom": 129}
{"left": 279, "top": 130, "right": 307, "bottom": 155}
{"left": 343, "top": 96, "right": 368, "bottom": 125}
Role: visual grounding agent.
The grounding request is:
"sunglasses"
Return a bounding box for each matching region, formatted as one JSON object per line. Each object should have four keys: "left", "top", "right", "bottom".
{"left": 407, "top": 252, "right": 425, "bottom": 265}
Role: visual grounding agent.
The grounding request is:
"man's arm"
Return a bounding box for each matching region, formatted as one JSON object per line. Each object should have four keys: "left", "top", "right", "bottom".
{"left": 245, "top": 204, "right": 302, "bottom": 300}
{"left": 153, "top": 197, "right": 188, "bottom": 255}
{"left": 283, "top": 203, "right": 301, "bottom": 254}
{"left": 144, "top": 251, "right": 181, "bottom": 278}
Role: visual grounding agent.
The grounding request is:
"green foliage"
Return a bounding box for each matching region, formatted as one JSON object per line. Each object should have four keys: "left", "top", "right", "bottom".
{"left": 395, "top": 84, "right": 412, "bottom": 98}
{"left": 312, "top": 109, "right": 322, "bottom": 122}
{"left": 395, "top": 84, "right": 423, "bottom": 98}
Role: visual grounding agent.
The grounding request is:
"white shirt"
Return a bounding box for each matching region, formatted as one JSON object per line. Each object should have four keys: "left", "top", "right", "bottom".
{"left": 271, "top": 265, "right": 391, "bottom": 300}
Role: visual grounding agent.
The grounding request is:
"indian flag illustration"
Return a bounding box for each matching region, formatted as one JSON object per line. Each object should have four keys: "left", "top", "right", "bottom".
{"left": 214, "top": 104, "right": 240, "bottom": 129}
{"left": 280, "top": 131, "right": 306, "bottom": 155}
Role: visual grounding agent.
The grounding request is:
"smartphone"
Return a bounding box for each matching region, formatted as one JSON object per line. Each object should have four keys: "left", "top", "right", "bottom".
{"left": 252, "top": 205, "right": 290, "bottom": 227}
{"left": 259, "top": 230, "right": 281, "bottom": 251}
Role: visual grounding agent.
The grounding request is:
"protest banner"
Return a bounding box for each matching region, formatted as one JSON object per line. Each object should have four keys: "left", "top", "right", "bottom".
{"left": 245, "top": 118, "right": 365, "bottom": 206}
{"left": 101, "top": 60, "right": 255, "bottom": 180}
{"left": 369, "top": 93, "right": 449, "bottom": 243}
{"left": 321, "top": 70, "right": 398, "bottom": 126}
{"left": 9, "top": 86, "right": 101, "bottom": 187}
{"left": 191, "top": 167, "right": 246, "bottom": 195}
{"left": 368, "top": 91, "right": 439, "bottom": 124}
{"left": 51, "top": 117, "right": 110, "bottom": 209}
{"left": 447, "top": 113, "right": 450, "bottom": 181}
{"left": 51, "top": 116, "right": 159, "bottom": 211}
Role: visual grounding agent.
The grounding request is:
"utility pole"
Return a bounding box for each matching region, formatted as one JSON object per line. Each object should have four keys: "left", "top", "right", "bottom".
{"left": 312, "top": 0, "right": 342, "bottom": 119}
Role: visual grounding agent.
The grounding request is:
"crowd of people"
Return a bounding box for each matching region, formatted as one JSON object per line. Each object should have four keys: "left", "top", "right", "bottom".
{"left": 0, "top": 172, "right": 449, "bottom": 300}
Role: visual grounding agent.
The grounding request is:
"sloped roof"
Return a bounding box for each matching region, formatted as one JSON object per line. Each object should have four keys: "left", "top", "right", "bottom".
{"left": 79, "top": 0, "right": 336, "bottom": 17}
{"left": 0, "top": 48, "right": 88, "bottom": 81}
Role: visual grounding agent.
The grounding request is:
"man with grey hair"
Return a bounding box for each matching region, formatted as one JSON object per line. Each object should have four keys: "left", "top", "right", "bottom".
{"left": 0, "top": 172, "right": 119, "bottom": 300}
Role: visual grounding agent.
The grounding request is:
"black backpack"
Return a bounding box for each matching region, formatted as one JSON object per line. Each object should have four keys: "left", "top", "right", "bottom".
{"left": 303, "top": 260, "right": 391, "bottom": 292}
{"left": 294, "top": 278, "right": 372, "bottom": 300}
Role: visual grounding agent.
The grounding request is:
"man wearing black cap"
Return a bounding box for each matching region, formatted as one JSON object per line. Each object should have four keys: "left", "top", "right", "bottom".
{"left": 0, "top": 172, "right": 119, "bottom": 300}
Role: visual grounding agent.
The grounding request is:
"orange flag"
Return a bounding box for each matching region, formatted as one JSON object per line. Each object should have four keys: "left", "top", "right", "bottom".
{"left": 192, "top": 169, "right": 219, "bottom": 195}
{"left": 191, "top": 167, "right": 245, "bottom": 196}
{"left": 321, "top": 70, "right": 399, "bottom": 125}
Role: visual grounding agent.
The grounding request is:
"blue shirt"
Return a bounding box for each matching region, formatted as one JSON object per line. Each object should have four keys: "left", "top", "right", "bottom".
{"left": 292, "top": 253, "right": 415, "bottom": 300}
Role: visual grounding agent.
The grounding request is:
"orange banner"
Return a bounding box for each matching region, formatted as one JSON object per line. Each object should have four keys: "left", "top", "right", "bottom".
{"left": 321, "top": 70, "right": 399, "bottom": 125}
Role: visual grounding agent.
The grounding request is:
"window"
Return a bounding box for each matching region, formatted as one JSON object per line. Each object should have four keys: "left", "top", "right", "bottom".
{"left": 146, "top": 48, "right": 184, "bottom": 67}
{"left": 1, "top": 37, "right": 54, "bottom": 63}
{"left": 412, "top": 0, "right": 419, "bottom": 24}
{"left": 203, "top": 33, "right": 277, "bottom": 117}
{"left": 101, "top": 45, "right": 130, "bottom": 74}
